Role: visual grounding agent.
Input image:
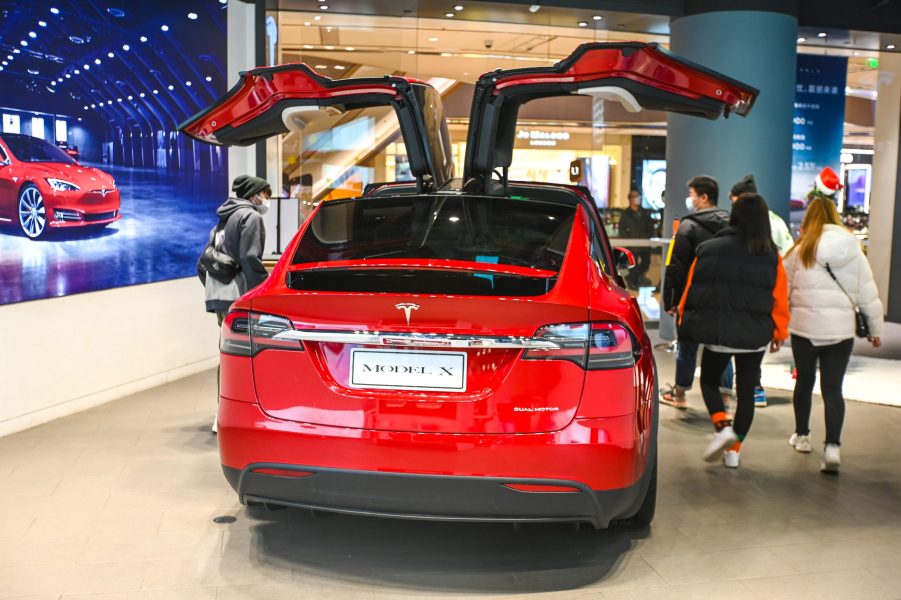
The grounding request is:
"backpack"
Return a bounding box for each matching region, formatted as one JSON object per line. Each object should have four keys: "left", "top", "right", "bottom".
{"left": 198, "top": 221, "right": 239, "bottom": 284}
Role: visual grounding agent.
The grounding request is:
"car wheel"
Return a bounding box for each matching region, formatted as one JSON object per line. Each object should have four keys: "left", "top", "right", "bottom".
{"left": 18, "top": 184, "right": 47, "bottom": 239}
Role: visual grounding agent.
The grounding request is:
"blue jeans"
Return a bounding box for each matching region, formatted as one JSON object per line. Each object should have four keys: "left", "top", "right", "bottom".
{"left": 675, "top": 340, "right": 733, "bottom": 393}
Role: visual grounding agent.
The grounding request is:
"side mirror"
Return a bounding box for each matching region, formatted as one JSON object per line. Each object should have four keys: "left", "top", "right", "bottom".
{"left": 613, "top": 247, "right": 636, "bottom": 269}
{"left": 0, "top": 159, "right": 9, "bottom": 168}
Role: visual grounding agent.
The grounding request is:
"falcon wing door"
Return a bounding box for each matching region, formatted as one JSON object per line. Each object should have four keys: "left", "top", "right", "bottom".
{"left": 463, "top": 42, "right": 758, "bottom": 191}
{"left": 178, "top": 64, "right": 453, "bottom": 190}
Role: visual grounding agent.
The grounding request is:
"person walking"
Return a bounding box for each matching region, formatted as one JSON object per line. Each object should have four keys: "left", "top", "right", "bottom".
{"left": 661, "top": 175, "right": 732, "bottom": 409}
{"left": 618, "top": 189, "right": 655, "bottom": 289}
{"left": 729, "top": 173, "right": 794, "bottom": 407}
{"left": 677, "top": 193, "right": 789, "bottom": 468}
{"left": 198, "top": 174, "right": 273, "bottom": 432}
{"left": 784, "top": 167, "right": 883, "bottom": 473}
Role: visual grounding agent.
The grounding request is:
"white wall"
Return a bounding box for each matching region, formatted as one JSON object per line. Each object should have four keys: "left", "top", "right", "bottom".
{"left": 0, "top": 278, "right": 219, "bottom": 437}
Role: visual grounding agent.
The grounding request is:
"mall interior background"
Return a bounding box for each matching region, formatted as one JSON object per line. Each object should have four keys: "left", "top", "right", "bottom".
{"left": 1, "top": 0, "right": 901, "bottom": 436}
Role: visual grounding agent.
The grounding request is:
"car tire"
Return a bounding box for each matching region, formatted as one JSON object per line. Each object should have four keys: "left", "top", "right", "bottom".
{"left": 18, "top": 183, "right": 48, "bottom": 240}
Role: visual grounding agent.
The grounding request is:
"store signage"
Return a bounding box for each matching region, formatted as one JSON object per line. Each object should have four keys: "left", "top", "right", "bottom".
{"left": 790, "top": 54, "right": 848, "bottom": 204}
{"left": 569, "top": 160, "right": 582, "bottom": 182}
{"left": 517, "top": 129, "right": 570, "bottom": 147}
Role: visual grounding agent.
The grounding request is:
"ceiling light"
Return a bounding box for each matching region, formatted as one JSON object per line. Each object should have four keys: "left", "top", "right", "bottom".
{"left": 408, "top": 50, "right": 416, "bottom": 54}
{"left": 91, "top": 103, "right": 95, "bottom": 107}
{"left": 6, "top": 55, "right": 11, "bottom": 60}
{"left": 52, "top": 81, "right": 58, "bottom": 86}
{"left": 0, "top": 66, "right": 3, "bottom": 71}
{"left": 445, "top": 13, "right": 454, "bottom": 17}
{"left": 161, "top": 24, "right": 169, "bottom": 31}
{"left": 314, "top": 15, "right": 321, "bottom": 21}
{"left": 153, "top": 89, "right": 159, "bottom": 94}
{"left": 50, "top": 7, "right": 59, "bottom": 14}
{"left": 320, "top": 4, "right": 328, "bottom": 9}
{"left": 27, "top": 69, "right": 39, "bottom": 75}
{"left": 122, "top": 44, "right": 129, "bottom": 51}
{"left": 797, "top": 37, "right": 806, "bottom": 43}
{"left": 817, "top": 31, "right": 827, "bottom": 38}
{"left": 57, "top": 77, "right": 62, "bottom": 82}
{"left": 888, "top": 44, "right": 896, "bottom": 50}
{"left": 314, "top": 64, "right": 327, "bottom": 69}
{"left": 334, "top": 65, "right": 345, "bottom": 70}
{"left": 13, "top": 49, "right": 20, "bottom": 53}
{"left": 127, "top": 95, "right": 133, "bottom": 100}
{"left": 593, "top": 15, "right": 602, "bottom": 20}
{"left": 440, "top": 52, "right": 452, "bottom": 57}
{"left": 139, "top": 92, "right": 145, "bottom": 97}
{"left": 428, "top": 37, "right": 439, "bottom": 42}
{"left": 38, "top": 20, "right": 47, "bottom": 27}
{"left": 1, "top": 61, "right": 5, "bottom": 66}
{"left": 188, "top": 12, "right": 198, "bottom": 20}
{"left": 28, "top": 31, "right": 37, "bottom": 38}
{"left": 303, "top": 44, "right": 313, "bottom": 49}
{"left": 205, "top": 75, "right": 212, "bottom": 81}
{"left": 107, "top": 100, "right": 112, "bottom": 105}
{"left": 20, "top": 40, "right": 27, "bottom": 46}
{"left": 74, "top": 69, "right": 79, "bottom": 74}
{"left": 324, "top": 45, "right": 334, "bottom": 50}
{"left": 140, "top": 36, "right": 148, "bottom": 42}
{"left": 83, "top": 63, "right": 89, "bottom": 69}
{"left": 168, "top": 84, "right": 174, "bottom": 90}
{"left": 578, "top": 21, "right": 588, "bottom": 27}
{"left": 107, "top": 52, "right": 114, "bottom": 58}
{"left": 219, "top": 0, "right": 227, "bottom": 3}
{"left": 304, "top": 21, "right": 311, "bottom": 26}
{"left": 65, "top": 73, "right": 70, "bottom": 78}
{"left": 185, "top": 80, "right": 192, "bottom": 86}
{"left": 94, "top": 58, "right": 101, "bottom": 64}
{"left": 117, "top": 98, "right": 122, "bottom": 102}
{"left": 529, "top": 4, "right": 540, "bottom": 13}
{"left": 345, "top": 47, "right": 355, "bottom": 51}
{"left": 455, "top": 5, "right": 464, "bottom": 10}
{"left": 84, "top": 106, "right": 88, "bottom": 110}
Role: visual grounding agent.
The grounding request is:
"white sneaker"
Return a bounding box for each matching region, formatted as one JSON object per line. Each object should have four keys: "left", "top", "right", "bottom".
{"left": 789, "top": 433, "right": 812, "bottom": 453}
{"left": 703, "top": 426, "right": 737, "bottom": 463}
{"left": 723, "top": 450, "right": 740, "bottom": 469}
{"left": 821, "top": 443, "right": 841, "bottom": 473}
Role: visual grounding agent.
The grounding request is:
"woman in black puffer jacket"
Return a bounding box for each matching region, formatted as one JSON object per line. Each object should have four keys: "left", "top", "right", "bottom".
{"left": 678, "top": 193, "right": 790, "bottom": 469}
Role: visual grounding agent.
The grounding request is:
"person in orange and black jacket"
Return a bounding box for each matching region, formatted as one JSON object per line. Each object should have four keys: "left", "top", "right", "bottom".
{"left": 678, "top": 193, "right": 790, "bottom": 469}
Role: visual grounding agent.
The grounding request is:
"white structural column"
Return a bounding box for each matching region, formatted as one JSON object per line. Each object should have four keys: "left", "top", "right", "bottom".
{"left": 869, "top": 52, "right": 901, "bottom": 319}
{"left": 227, "top": 0, "right": 257, "bottom": 185}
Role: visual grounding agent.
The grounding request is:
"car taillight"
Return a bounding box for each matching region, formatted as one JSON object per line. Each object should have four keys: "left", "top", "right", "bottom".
{"left": 523, "top": 322, "right": 637, "bottom": 370}
{"left": 220, "top": 310, "right": 303, "bottom": 356}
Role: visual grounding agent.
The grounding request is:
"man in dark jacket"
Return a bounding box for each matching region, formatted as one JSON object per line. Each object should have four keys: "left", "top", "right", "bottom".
{"left": 201, "top": 175, "right": 272, "bottom": 316}
{"left": 618, "top": 189, "right": 655, "bottom": 289}
{"left": 661, "top": 175, "right": 731, "bottom": 408}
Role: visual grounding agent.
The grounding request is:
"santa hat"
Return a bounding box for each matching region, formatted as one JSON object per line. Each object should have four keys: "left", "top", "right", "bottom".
{"left": 814, "top": 167, "right": 843, "bottom": 197}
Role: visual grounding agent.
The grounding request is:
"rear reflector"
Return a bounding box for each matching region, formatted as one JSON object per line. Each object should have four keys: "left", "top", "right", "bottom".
{"left": 523, "top": 321, "right": 637, "bottom": 370}
{"left": 251, "top": 468, "right": 314, "bottom": 478}
{"left": 504, "top": 483, "right": 581, "bottom": 493}
{"left": 220, "top": 311, "right": 304, "bottom": 357}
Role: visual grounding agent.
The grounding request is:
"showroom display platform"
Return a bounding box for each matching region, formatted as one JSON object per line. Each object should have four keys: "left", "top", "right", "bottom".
{"left": 0, "top": 341, "right": 899, "bottom": 598}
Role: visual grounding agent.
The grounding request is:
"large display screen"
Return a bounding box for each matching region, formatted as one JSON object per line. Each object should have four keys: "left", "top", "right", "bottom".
{"left": 0, "top": 1, "right": 228, "bottom": 305}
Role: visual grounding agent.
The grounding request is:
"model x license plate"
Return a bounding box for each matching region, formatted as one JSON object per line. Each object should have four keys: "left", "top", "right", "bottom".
{"left": 349, "top": 349, "right": 467, "bottom": 392}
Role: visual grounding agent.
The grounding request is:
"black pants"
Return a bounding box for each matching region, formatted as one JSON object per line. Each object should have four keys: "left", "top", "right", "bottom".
{"left": 701, "top": 349, "right": 765, "bottom": 439}
{"left": 791, "top": 335, "right": 854, "bottom": 445}
{"left": 627, "top": 248, "right": 651, "bottom": 287}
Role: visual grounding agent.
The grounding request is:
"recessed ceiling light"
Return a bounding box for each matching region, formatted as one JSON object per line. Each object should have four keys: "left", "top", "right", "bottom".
{"left": 445, "top": 13, "right": 454, "bottom": 17}
{"left": 122, "top": 44, "right": 129, "bottom": 51}
{"left": 314, "top": 15, "right": 321, "bottom": 20}
{"left": 440, "top": 52, "right": 452, "bottom": 57}
{"left": 797, "top": 37, "right": 806, "bottom": 43}
{"left": 334, "top": 65, "right": 345, "bottom": 70}
{"left": 117, "top": 98, "right": 122, "bottom": 102}
{"left": 888, "top": 44, "right": 896, "bottom": 50}
{"left": 205, "top": 75, "right": 212, "bottom": 81}
{"left": 324, "top": 45, "right": 334, "bottom": 50}
{"left": 304, "top": 21, "right": 311, "bottom": 26}
{"left": 107, "top": 100, "right": 112, "bottom": 105}
{"left": 52, "top": 81, "right": 58, "bottom": 85}
{"left": 127, "top": 95, "right": 133, "bottom": 100}
{"left": 27, "top": 69, "right": 39, "bottom": 75}
{"left": 408, "top": 50, "right": 416, "bottom": 54}
{"left": 28, "top": 31, "right": 37, "bottom": 38}
{"left": 139, "top": 92, "right": 145, "bottom": 97}
{"left": 528, "top": 4, "right": 540, "bottom": 13}
{"left": 65, "top": 73, "right": 70, "bottom": 78}
{"left": 6, "top": 55, "right": 11, "bottom": 60}
{"left": 853, "top": 51, "right": 859, "bottom": 56}
{"left": 74, "top": 69, "right": 79, "bottom": 74}
{"left": 161, "top": 24, "right": 169, "bottom": 32}
{"left": 50, "top": 7, "right": 59, "bottom": 14}
{"left": 428, "top": 37, "right": 439, "bottom": 42}
{"left": 578, "top": 21, "right": 588, "bottom": 27}
{"left": 83, "top": 64, "right": 89, "bottom": 69}
{"left": 91, "top": 103, "right": 95, "bottom": 107}
{"left": 219, "top": 0, "right": 227, "bottom": 3}
{"left": 20, "top": 40, "right": 27, "bottom": 46}
{"left": 107, "top": 52, "right": 114, "bottom": 58}
{"left": 38, "top": 20, "right": 47, "bottom": 27}
{"left": 140, "top": 36, "right": 147, "bottom": 42}
{"left": 94, "top": 58, "right": 101, "bottom": 64}
{"left": 153, "top": 89, "right": 159, "bottom": 94}
{"left": 13, "top": 49, "right": 20, "bottom": 53}
{"left": 345, "top": 47, "right": 355, "bottom": 51}
{"left": 320, "top": 4, "right": 328, "bottom": 8}
{"left": 455, "top": 5, "right": 464, "bottom": 10}
{"left": 314, "top": 64, "right": 327, "bottom": 69}
{"left": 168, "top": 84, "right": 174, "bottom": 90}
{"left": 817, "top": 31, "right": 827, "bottom": 38}
{"left": 185, "top": 80, "right": 192, "bottom": 86}
{"left": 303, "top": 44, "right": 313, "bottom": 49}
{"left": 84, "top": 105, "right": 88, "bottom": 110}
{"left": 593, "top": 15, "right": 602, "bottom": 20}
{"left": 188, "top": 12, "right": 198, "bottom": 20}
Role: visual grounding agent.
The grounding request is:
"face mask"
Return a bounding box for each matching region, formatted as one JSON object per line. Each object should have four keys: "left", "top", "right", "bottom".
{"left": 257, "top": 197, "right": 271, "bottom": 215}
{"left": 685, "top": 196, "right": 695, "bottom": 213}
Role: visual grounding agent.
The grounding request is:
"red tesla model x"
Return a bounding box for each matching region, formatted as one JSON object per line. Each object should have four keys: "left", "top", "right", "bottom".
{"left": 181, "top": 42, "right": 757, "bottom": 528}
{"left": 0, "top": 133, "right": 120, "bottom": 239}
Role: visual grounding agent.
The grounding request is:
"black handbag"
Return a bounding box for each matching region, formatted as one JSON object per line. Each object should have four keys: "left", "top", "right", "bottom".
{"left": 824, "top": 263, "right": 870, "bottom": 338}
{"left": 198, "top": 223, "right": 239, "bottom": 284}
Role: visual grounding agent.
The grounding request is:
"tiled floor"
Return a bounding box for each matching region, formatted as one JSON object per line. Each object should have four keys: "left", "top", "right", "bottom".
{"left": 1, "top": 344, "right": 900, "bottom": 599}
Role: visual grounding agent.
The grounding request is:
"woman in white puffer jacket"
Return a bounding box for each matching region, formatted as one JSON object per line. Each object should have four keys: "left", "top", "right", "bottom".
{"left": 784, "top": 190, "right": 883, "bottom": 474}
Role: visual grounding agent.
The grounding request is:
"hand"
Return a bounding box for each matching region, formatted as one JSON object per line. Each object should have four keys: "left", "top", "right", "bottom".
{"left": 869, "top": 336, "right": 882, "bottom": 348}
{"left": 666, "top": 308, "right": 677, "bottom": 316}
{"left": 769, "top": 338, "right": 784, "bottom": 353}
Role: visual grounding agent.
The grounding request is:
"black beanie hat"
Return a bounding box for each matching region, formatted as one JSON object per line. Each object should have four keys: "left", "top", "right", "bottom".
{"left": 730, "top": 174, "right": 757, "bottom": 197}
{"left": 231, "top": 175, "right": 271, "bottom": 200}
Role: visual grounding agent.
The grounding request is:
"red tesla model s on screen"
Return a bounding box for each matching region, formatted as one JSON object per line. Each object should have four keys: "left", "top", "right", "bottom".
{"left": 0, "top": 133, "right": 120, "bottom": 239}
{"left": 181, "top": 42, "right": 757, "bottom": 528}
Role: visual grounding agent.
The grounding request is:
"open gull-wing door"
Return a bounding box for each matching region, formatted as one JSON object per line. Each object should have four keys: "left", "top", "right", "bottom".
{"left": 179, "top": 64, "right": 453, "bottom": 191}
{"left": 463, "top": 42, "right": 759, "bottom": 192}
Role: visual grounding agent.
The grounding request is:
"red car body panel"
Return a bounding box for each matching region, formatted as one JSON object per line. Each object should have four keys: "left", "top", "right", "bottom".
{"left": 182, "top": 41, "right": 758, "bottom": 527}
{"left": 0, "top": 134, "right": 120, "bottom": 229}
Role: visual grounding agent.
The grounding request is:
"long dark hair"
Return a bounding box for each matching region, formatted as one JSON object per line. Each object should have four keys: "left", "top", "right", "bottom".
{"left": 730, "top": 193, "right": 773, "bottom": 256}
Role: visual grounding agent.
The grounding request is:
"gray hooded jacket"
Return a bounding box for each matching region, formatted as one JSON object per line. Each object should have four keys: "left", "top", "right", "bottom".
{"left": 201, "top": 197, "right": 268, "bottom": 313}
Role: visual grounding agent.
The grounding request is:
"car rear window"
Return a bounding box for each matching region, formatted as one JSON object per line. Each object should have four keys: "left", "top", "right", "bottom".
{"left": 289, "top": 195, "right": 577, "bottom": 295}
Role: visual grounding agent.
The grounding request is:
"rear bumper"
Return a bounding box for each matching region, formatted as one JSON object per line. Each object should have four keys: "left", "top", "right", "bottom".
{"left": 218, "top": 397, "right": 656, "bottom": 528}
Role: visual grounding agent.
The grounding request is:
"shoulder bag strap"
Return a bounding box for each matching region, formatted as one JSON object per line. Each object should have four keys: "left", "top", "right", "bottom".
{"left": 824, "top": 262, "right": 858, "bottom": 309}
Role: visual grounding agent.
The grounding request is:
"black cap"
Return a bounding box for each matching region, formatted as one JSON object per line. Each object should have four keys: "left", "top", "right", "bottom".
{"left": 730, "top": 174, "right": 757, "bottom": 197}
{"left": 231, "top": 175, "right": 271, "bottom": 199}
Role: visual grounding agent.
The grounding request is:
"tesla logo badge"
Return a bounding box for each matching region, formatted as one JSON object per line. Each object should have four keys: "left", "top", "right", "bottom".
{"left": 99, "top": 188, "right": 108, "bottom": 197}
{"left": 395, "top": 303, "right": 420, "bottom": 325}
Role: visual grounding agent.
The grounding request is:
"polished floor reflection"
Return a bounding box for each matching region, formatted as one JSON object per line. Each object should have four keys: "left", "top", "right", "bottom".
{"left": 0, "top": 341, "right": 899, "bottom": 598}
{"left": 0, "top": 164, "right": 224, "bottom": 305}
